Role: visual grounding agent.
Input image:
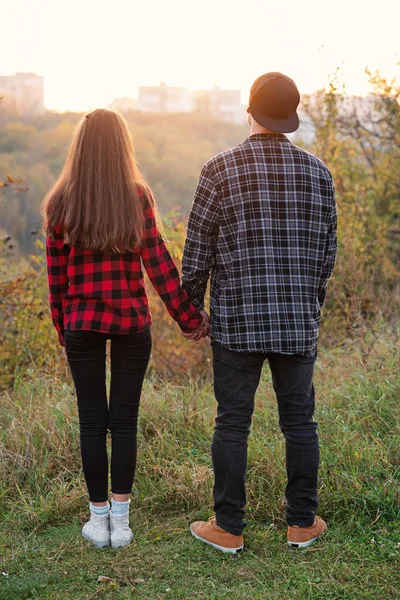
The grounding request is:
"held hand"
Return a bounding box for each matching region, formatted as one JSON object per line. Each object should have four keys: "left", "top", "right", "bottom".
{"left": 199, "top": 309, "right": 210, "bottom": 328}
{"left": 181, "top": 323, "right": 208, "bottom": 341}
{"left": 181, "top": 309, "right": 210, "bottom": 341}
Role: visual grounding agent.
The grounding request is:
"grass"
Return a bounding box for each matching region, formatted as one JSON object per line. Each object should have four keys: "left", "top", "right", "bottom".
{"left": 1, "top": 335, "right": 399, "bottom": 599}
{"left": 1, "top": 516, "right": 399, "bottom": 599}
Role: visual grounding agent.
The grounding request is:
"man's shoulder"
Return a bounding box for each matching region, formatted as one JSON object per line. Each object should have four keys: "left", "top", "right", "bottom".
{"left": 289, "top": 143, "right": 332, "bottom": 179}
{"left": 203, "top": 143, "right": 246, "bottom": 175}
{"left": 205, "top": 140, "right": 331, "bottom": 171}
{"left": 202, "top": 140, "right": 334, "bottom": 188}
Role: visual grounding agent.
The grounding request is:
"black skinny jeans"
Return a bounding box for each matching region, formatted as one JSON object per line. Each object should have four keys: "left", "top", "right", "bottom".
{"left": 212, "top": 342, "right": 319, "bottom": 535}
{"left": 65, "top": 328, "right": 152, "bottom": 502}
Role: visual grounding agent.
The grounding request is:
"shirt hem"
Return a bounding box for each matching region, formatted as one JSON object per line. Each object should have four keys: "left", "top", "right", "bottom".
{"left": 210, "top": 335, "right": 318, "bottom": 356}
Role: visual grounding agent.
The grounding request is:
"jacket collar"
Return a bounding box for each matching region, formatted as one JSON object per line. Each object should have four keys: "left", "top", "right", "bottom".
{"left": 246, "top": 133, "right": 289, "bottom": 143}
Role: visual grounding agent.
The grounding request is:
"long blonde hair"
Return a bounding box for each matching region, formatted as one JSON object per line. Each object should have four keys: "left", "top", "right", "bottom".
{"left": 42, "top": 108, "right": 150, "bottom": 253}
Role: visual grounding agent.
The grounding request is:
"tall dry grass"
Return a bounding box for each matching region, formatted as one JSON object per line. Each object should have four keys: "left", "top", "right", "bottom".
{"left": 1, "top": 330, "right": 398, "bottom": 532}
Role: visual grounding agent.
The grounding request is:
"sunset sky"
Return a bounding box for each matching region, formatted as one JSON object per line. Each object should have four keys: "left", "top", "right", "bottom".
{"left": 3, "top": 0, "right": 399, "bottom": 112}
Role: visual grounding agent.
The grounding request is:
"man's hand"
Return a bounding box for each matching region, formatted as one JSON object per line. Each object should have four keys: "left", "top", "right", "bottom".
{"left": 181, "top": 309, "right": 210, "bottom": 341}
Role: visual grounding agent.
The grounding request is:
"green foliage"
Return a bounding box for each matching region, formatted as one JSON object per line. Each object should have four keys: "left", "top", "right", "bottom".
{"left": 303, "top": 69, "right": 400, "bottom": 343}
{"left": 0, "top": 238, "right": 62, "bottom": 389}
{"left": 0, "top": 111, "right": 247, "bottom": 254}
{"left": 2, "top": 69, "right": 399, "bottom": 350}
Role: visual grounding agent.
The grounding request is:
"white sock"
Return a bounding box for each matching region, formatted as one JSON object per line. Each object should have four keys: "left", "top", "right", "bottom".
{"left": 89, "top": 501, "right": 110, "bottom": 516}
{"left": 111, "top": 498, "right": 130, "bottom": 515}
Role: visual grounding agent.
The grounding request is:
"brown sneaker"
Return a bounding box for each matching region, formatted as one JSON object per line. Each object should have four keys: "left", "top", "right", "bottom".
{"left": 190, "top": 517, "right": 244, "bottom": 554}
{"left": 287, "top": 516, "right": 327, "bottom": 548}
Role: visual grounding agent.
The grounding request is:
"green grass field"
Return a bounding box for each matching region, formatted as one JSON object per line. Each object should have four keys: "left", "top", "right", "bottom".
{"left": 1, "top": 337, "right": 399, "bottom": 599}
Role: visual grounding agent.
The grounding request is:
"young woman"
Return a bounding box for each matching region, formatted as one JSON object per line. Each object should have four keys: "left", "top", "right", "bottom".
{"left": 43, "top": 109, "right": 206, "bottom": 549}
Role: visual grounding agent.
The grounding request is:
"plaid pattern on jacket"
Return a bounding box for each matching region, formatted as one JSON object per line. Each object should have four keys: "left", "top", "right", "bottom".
{"left": 46, "top": 191, "right": 202, "bottom": 346}
{"left": 182, "top": 133, "right": 338, "bottom": 355}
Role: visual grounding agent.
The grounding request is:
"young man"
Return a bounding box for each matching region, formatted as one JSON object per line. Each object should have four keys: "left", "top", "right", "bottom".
{"left": 182, "top": 72, "right": 338, "bottom": 551}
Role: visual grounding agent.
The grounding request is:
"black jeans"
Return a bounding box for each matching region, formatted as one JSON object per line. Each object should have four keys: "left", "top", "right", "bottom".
{"left": 65, "top": 328, "right": 152, "bottom": 502}
{"left": 212, "top": 342, "right": 319, "bottom": 535}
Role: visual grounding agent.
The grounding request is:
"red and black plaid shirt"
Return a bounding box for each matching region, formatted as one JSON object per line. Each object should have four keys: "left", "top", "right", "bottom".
{"left": 46, "top": 190, "right": 202, "bottom": 346}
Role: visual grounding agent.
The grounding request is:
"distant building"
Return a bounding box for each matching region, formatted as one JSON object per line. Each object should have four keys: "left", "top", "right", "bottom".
{"left": 0, "top": 73, "right": 44, "bottom": 115}
{"left": 108, "top": 97, "right": 138, "bottom": 113}
{"left": 193, "top": 86, "right": 246, "bottom": 124}
{"left": 137, "top": 83, "right": 246, "bottom": 123}
{"left": 138, "top": 83, "right": 192, "bottom": 113}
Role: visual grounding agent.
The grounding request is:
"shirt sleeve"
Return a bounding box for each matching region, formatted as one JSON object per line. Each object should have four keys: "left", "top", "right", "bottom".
{"left": 318, "top": 176, "right": 338, "bottom": 307}
{"left": 140, "top": 194, "right": 202, "bottom": 332}
{"left": 46, "top": 229, "right": 70, "bottom": 346}
{"left": 181, "top": 164, "right": 219, "bottom": 309}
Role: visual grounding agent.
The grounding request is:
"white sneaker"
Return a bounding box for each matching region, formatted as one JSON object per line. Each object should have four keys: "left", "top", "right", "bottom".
{"left": 110, "top": 511, "right": 133, "bottom": 548}
{"left": 82, "top": 512, "right": 110, "bottom": 549}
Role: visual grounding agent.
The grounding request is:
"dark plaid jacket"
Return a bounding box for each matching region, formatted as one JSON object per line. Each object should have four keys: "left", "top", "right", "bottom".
{"left": 182, "top": 133, "right": 338, "bottom": 355}
{"left": 46, "top": 191, "right": 202, "bottom": 346}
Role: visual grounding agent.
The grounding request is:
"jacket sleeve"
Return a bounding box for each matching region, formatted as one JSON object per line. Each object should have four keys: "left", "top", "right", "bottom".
{"left": 318, "top": 176, "right": 338, "bottom": 307}
{"left": 140, "top": 195, "right": 202, "bottom": 332}
{"left": 46, "top": 229, "right": 69, "bottom": 346}
{"left": 181, "top": 164, "right": 219, "bottom": 309}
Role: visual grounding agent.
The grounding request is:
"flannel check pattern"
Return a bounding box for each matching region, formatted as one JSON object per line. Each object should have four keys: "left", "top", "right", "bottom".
{"left": 46, "top": 191, "right": 202, "bottom": 346}
{"left": 182, "top": 133, "right": 338, "bottom": 355}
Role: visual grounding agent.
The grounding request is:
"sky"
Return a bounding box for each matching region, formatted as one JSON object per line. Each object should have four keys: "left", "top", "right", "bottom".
{"left": 2, "top": 0, "right": 399, "bottom": 112}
